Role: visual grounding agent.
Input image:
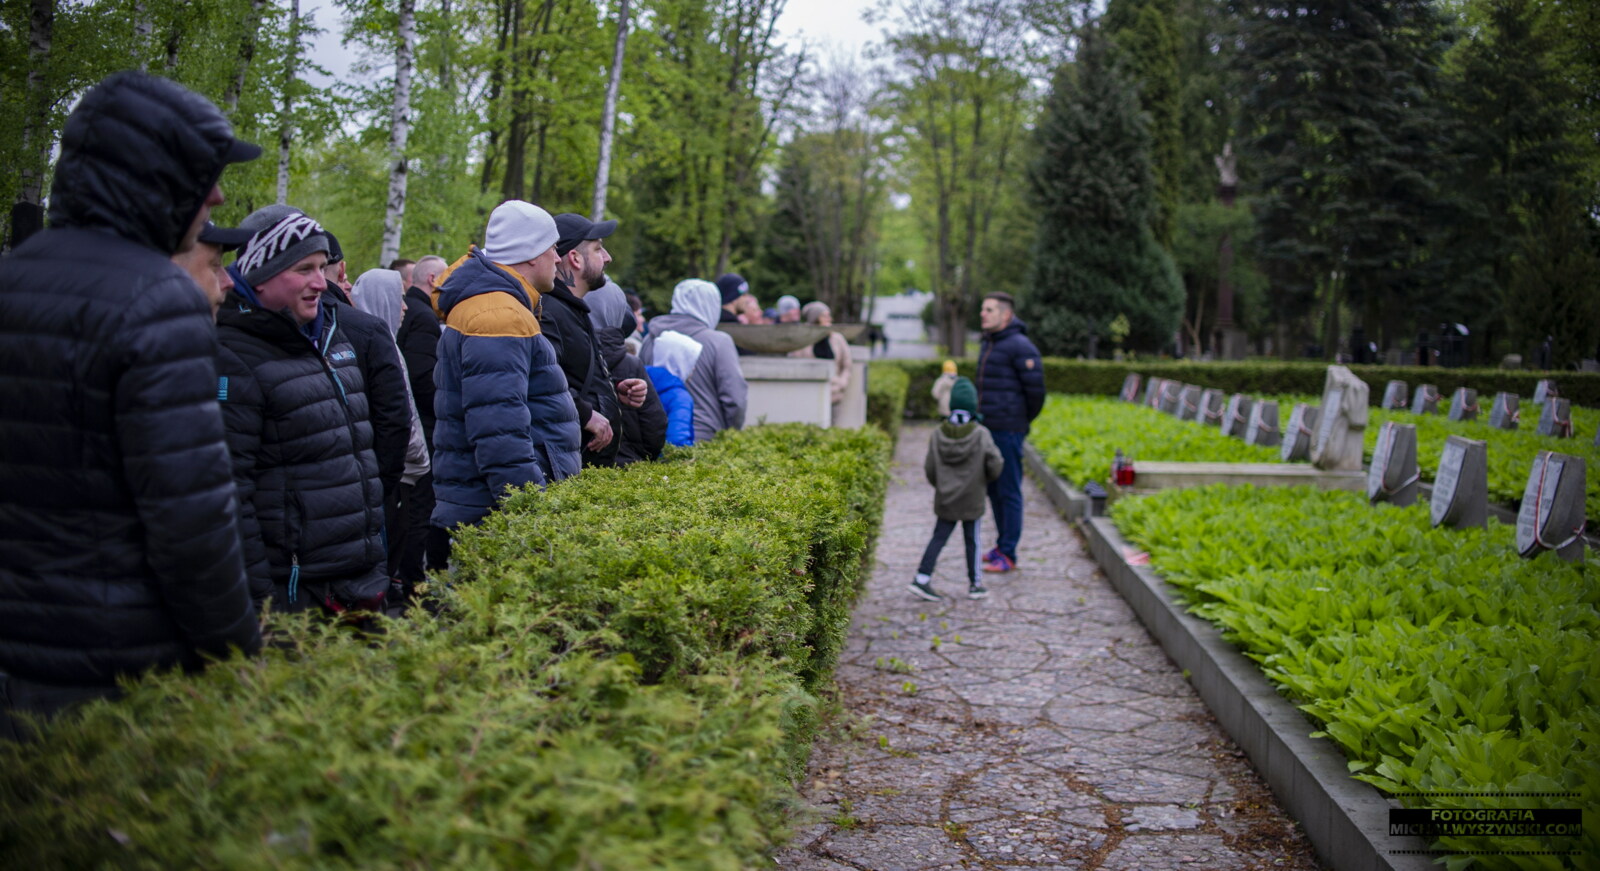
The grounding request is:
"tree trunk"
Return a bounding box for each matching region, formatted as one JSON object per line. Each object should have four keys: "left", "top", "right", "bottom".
{"left": 591, "top": 0, "right": 630, "bottom": 220}
{"left": 224, "top": 0, "right": 267, "bottom": 115}
{"left": 163, "top": 1, "right": 185, "bottom": 72}
{"left": 134, "top": 1, "right": 153, "bottom": 70}
{"left": 276, "top": 0, "right": 299, "bottom": 205}
{"left": 17, "top": 0, "right": 54, "bottom": 209}
{"left": 380, "top": 0, "right": 416, "bottom": 266}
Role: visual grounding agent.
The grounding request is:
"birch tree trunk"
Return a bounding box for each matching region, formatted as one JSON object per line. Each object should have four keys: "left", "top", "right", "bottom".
{"left": 224, "top": 0, "right": 267, "bottom": 114}
{"left": 17, "top": 0, "right": 54, "bottom": 208}
{"left": 591, "top": 0, "right": 630, "bottom": 220}
{"left": 380, "top": 0, "right": 416, "bottom": 266}
{"left": 134, "top": 2, "right": 153, "bottom": 70}
{"left": 276, "top": 0, "right": 299, "bottom": 205}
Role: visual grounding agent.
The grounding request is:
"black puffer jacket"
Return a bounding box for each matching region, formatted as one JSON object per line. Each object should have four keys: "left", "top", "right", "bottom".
{"left": 330, "top": 298, "right": 409, "bottom": 504}
{"left": 976, "top": 318, "right": 1046, "bottom": 433}
{"left": 539, "top": 279, "right": 621, "bottom": 466}
{"left": 215, "top": 281, "right": 387, "bottom": 609}
{"left": 0, "top": 72, "right": 260, "bottom": 688}
{"left": 596, "top": 311, "right": 667, "bottom": 464}
{"left": 396, "top": 285, "right": 441, "bottom": 450}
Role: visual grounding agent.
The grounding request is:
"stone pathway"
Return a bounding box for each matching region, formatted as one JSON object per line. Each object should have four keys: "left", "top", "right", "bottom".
{"left": 774, "top": 425, "right": 1326, "bottom": 871}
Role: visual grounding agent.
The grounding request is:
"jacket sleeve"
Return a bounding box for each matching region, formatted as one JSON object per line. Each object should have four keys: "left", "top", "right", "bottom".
{"left": 924, "top": 432, "right": 939, "bottom": 486}
{"left": 460, "top": 333, "right": 547, "bottom": 499}
{"left": 983, "top": 429, "right": 1005, "bottom": 482}
{"left": 829, "top": 333, "right": 852, "bottom": 404}
{"left": 665, "top": 388, "right": 695, "bottom": 447}
{"left": 538, "top": 310, "right": 596, "bottom": 426}
{"left": 360, "top": 326, "right": 411, "bottom": 502}
{"left": 1015, "top": 338, "right": 1046, "bottom": 423}
{"left": 215, "top": 345, "right": 274, "bottom": 605}
{"left": 636, "top": 376, "right": 668, "bottom": 459}
{"left": 117, "top": 286, "right": 260, "bottom": 658}
{"left": 713, "top": 335, "right": 748, "bottom": 431}
{"left": 399, "top": 309, "right": 439, "bottom": 429}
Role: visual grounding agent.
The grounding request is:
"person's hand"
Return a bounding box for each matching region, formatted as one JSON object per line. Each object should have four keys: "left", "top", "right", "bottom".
{"left": 584, "top": 410, "right": 614, "bottom": 451}
{"left": 616, "top": 378, "right": 647, "bottom": 409}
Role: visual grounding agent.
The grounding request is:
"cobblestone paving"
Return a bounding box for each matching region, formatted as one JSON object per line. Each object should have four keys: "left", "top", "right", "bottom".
{"left": 774, "top": 425, "right": 1326, "bottom": 871}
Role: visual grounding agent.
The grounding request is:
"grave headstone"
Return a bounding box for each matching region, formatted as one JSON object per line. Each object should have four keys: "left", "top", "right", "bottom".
{"left": 1447, "top": 387, "right": 1479, "bottom": 422}
{"left": 1516, "top": 452, "right": 1587, "bottom": 562}
{"left": 1536, "top": 398, "right": 1574, "bottom": 438}
{"left": 1120, "top": 373, "right": 1142, "bottom": 403}
{"left": 1410, "top": 384, "right": 1440, "bottom": 415}
{"left": 1311, "top": 366, "right": 1370, "bottom": 471}
{"left": 1244, "top": 400, "right": 1281, "bottom": 447}
{"left": 1532, "top": 379, "right": 1558, "bottom": 405}
{"left": 1280, "top": 404, "right": 1320, "bottom": 462}
{"left": 1177, "top": 385, "right": 1203, "bottom": 421}
{"left": 1430, "top": 435, "right": 1488, "bottom": 529}
{"left": 1159, "top": 380, "right": 1183, "bottom": 415}
{"left": 1141, "top": 378, "right": 1160, "bottom": 407}
{"left": 1367, "top": 421, "right": 1420, "bottom": 507}
{"left": 1199, "top": 389, "right": 1226, "bottom": 427}
{"left": 1221, "top": 394, "right": 1253, "bottom": 439}
{"left": 1488, "top": 392, "right": 1520, "bottom": 430}
{"left": 1382, "top": 380, "right": 1409, "bottom": 410}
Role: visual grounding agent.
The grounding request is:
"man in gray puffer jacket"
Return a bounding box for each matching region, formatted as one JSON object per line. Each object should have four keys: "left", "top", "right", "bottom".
{"left": 911, "top": 377, "right": 1004, "bottom": 602}
{"left": 639, "top": 279, "right": 747, "bottom": 444}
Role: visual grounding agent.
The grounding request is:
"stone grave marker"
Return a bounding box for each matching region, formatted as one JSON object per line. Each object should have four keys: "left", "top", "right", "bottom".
{"left": 1311, "top": 366, "right": 1369, "bottom": 471}
{"left": 1382, "top": 380, "right": 1409, "bottom": 410}
{"left": 1367, "top": 421, "right": 1420, "bottom": 506}
{"left": 1488, "top": 392, "right": 1520, "bottom": 430}
{"left": 1199, "top": 389, "right": 1226, "bottom": 427}
{"left": 1177, "top": 384, "right": 1203, "bottom": 421}
{"left": 1159, "top": 380, "right": 1183, "bottom": 415}
{"left": 1532, "top": 379, "right": 1558, "bottom": 405}
{"left": 1120, "top": 373, "right": 1142, "bottom": 403}
{"left": 1430, "top": 435, "right": 1488, "bottom": 529}
{"left": 1141, "top": 378, "right": 1160, "bottom": 407}
{"left": 1244, "top": 400, "right": 1281, "bottom": 447}
{"left": 1536, "top": 398, "right": 1574, "bottom": 438}
{"left": 1410, "top": 384, "right": 1440, "bottom": 415}
{"left": 1281, "top": 403, "right": 1319, "bottom": 461}
{"left": 1221, "top": 394, "right": 1253, "bottom": 439}
{"left": 1447, "top": 387, "right": 1479, "bottom": 422}
{"left": 1516, "top": 452, "right": 1587, "bottom": 562}
{"left": 1145, "top": 378, "right": 1168, "bottom": 409}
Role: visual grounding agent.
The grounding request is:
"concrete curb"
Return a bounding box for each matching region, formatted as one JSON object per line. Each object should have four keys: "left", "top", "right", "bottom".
{"left": 1022, "top": 441, "right": 1091, "bottom": 518}
{"left": 1024, "top": 458, "right": 1436, "bottom": 871}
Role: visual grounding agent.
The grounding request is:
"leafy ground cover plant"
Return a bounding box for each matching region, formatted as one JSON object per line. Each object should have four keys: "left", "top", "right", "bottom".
{"left": 1030, "top": 395, "right": 1293, "bottom": 488}
{"left": 1114, "top": 485, "right": 1599, "bottom": 868}
{"left": 0, "top": 424, "right": 891, "bottom": 869}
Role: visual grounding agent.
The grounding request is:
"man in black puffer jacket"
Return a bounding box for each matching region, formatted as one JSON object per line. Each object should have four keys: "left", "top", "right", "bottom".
{"left": 596, "top": 305, "right": 667, "bottom": 464}
{"left": 217, "top": 211, "right": 388, "bottom": 614}
{"left": 974, "top": 292, "right": 1045, "bottom": 575}
{"left": 0, "top": 72, "right": 263, "bottom": 738}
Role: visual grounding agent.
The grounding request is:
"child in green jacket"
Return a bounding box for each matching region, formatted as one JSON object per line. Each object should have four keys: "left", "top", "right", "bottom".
{"left": 911, "top": 377, "right": 1005, "bottom": 601}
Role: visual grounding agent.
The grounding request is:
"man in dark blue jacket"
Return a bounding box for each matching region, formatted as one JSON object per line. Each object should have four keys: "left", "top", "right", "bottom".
{"left": 975, "top": 292, "right": 1045, "bottom": 574}
{"left": 0, "top": 72, "right": 263, "bottom": 738}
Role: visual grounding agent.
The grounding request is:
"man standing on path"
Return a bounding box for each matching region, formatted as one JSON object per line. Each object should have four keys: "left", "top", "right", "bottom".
{"left": 0, "top": 72, "right": 263, "bottom": 737}
{"left": 975, "top": 292, "right": 1044, "bottom": 574}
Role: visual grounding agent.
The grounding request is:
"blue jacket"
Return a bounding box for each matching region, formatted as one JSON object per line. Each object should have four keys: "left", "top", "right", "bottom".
{"left": 976, "top": 318, "right": 1045, "bottom": 433}
{"left": 647, "top": 366, "right": 696, "bottom": 447}
{"left": 430, "top": 250, "right": 582, "bottom": 530}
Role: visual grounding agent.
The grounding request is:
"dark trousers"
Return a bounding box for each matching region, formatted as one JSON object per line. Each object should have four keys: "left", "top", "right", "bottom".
{"left": 986, "top": 430, "right": 1026, "bottom": 560}
{"left": 0, "top": 672, "right": 118, "bottom": 742}
{"left": 918, "top": 517, "right": 981, "bottom": 586}
{"left": 426, "top": 525, "right": 452, "bottom": 573}
{"left": 388, "top": 473, "right": 437, "bottom": 586}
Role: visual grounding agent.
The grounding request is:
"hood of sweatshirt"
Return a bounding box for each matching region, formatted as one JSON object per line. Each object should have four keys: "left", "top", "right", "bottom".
{"left": 936, "top": 420, "right": 983, "bottom": 464}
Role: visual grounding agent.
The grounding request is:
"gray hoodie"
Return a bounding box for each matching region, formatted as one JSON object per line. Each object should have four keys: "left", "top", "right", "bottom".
{"left": 640, "top": 279, "right": 747, "bottom": 443}
{"left": 924, "top": 417, "right": 1004, "bottom": 521}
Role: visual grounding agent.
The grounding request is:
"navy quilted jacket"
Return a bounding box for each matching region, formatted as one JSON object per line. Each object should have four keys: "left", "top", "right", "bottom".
{"left": 976, "top": 318, "right": 1046, "bottom": 433}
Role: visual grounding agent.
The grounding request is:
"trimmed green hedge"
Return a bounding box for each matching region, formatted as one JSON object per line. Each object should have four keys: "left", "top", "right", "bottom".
{"left": 0, "top": 424, "right": 892, "bottom": 869}
{"left": 879, "top": 358, "right": 1600, "bottom": 419}
{"left": 865, "top": 363, "right": 910, "bottom": 441}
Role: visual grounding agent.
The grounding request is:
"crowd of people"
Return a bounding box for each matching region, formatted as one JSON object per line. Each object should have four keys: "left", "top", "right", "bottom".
{"left": 0, "top": 72, "right": 1044, "bottom": 739}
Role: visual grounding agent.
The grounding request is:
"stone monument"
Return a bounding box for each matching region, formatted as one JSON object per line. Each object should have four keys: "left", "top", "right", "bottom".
{"left": 1310, "top": 366, "right": 1369, "bottom": 471}
{"left": 1199, "top": 389, "right": 1226, "bottom": 427}
{"left": 1280, "top": 403, "right": 1319, "bottom": 462}
{"left": 1410, "top": 384, "right": 1440, "bottom": 415}
{"left": 1516, "top": 452, "right": 1587, "bottom": 562}
{"left": 1488, "top": 392, "right": 1520, "bottom": 430}
{"left": 1532, "top": 379, "right": 1558, "bottom": 405}
{"left": 1447, "top": 387, "right": 1479, "bottom": 422}
{"left": 1536, "top": 398, "right": 1574, "bottom": 438}
{"left": 1221, "top": 393, "right": 1253, "bottom": 439}
{"left": 1177, "top": 384, "right": 1203, "bottom": 421}
{"left": 1430, "top": 435, "right": 1488, "bottom": 528}
{"left": 1145, "top": 378, "right": 1167, "bottom": 409}
{"left": 1381, "top": 380, "right": 1409, "bottom": 410}
{"left": 1159, "top": 380, "right": 1183, "bottom": 415}
{"left": 1366, "top": 421, "right": 1420, "bottom": 506}
{"left": 1244, "top": 400, "right": 1281, "bottom": 447}
{"left": 1120, "top": 373, "right": 1142, "bottom": 403}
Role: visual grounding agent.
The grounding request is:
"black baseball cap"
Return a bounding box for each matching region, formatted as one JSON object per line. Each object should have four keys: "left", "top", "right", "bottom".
{"left": 553, "top": 213, "right": 617, "bottom": 256}
{"left": 197, "top": 221, "right": 254, "bottom": 251}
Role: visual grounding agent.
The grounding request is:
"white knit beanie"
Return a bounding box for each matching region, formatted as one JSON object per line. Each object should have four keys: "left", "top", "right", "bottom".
{"left": 483, "top": 200, "right": 558, "bottom": 265}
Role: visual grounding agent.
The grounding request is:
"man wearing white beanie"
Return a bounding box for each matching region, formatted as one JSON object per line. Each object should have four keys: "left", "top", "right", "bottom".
{"left": 428, "top": 201, "right": 583, "bottom": 549}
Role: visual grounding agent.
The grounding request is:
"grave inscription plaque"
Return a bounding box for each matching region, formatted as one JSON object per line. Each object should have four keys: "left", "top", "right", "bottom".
{"left": 1430, "top": 435, "right": 1488, "bottom": 528}
{"left": 1516, "top": 452, "right": 1587, "bottom": 562}
{"left": 1536, "top": 398, "right": 1573, "bottom": 438}
{"left": 1366, "top": 421, "right": 1420, "bottom": 506}
{"left": 1488, "top": 392, "right": 1520, "bottom": 430}
{"left": 1411, "top": 384, "right": 1440, "bottom": 415}
{"left": 1281, "top": 404, "right": 1319, "bottom": 462}
{"left": 1448, "top": 387, "right": 1479, "bottom": 422}
{"left": 1244, "top": 400, "right": 1281, "bottom": 447}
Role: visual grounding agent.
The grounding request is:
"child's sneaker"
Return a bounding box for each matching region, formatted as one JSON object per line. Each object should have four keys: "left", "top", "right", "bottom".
{"left": 909, "top": 574, "right": 941, "bottom": 601}
{"left": 968, "top": 580, "right": 989, "bottom": 599}
{"left": 983, "top": 553, "right": 1016, "bottom": 573}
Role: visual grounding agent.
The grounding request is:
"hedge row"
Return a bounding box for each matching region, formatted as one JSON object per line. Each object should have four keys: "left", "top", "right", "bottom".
{"left": 880, "top": 358, "right": 1600, "bottom": 418}
{"left": 865, "top": 363, "right": 910, "bottom": 441}
{"left": 0, "top": 424, "right": 892, "bottom": 869}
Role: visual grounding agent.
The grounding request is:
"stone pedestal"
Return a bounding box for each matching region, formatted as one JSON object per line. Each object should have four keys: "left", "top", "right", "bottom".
{"left": 1448, "top": 387, "right": 1479, "bottom": 422}
{"left": 1221, "top": 394, "right": 1253, "bottom": 439}
{"left": 1281, "top": 404, "right": 1319, "bottom": 462}
{"left": 1199, "top": 389, "right": 1226, "bottom": 427}
{"left": 1410, "top": 384, "right": 1440, "bottom": 415}
{"left": 1244, "top": 400, "right": 1281, "bottom": 447}
{"left": 1431, "top": 436, "right": 1488, "bottom": 528}
{"left": 1381, "top": 380, "right": 1408, "bottom": 411}
{"left": 1311, "top": 366, "right": 1369, "bottom": 471}
{"left": 1367, "top": 421, "right": 1419, "bottom": 506}
{"left": 1488, "top": 392, "right": 1520, "bottom": 430}
{"left": 1516, "top": 452, "right": 1587, "bottom": 562}
{"left": 740, "top": 356, "right": 834, "bottom": 428}
{"left": 833, "top": 360, "right": 869, "bottom": 429}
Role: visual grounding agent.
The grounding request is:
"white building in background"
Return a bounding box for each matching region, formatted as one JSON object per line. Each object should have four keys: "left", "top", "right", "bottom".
{"left": 865, "top": 289, "right": 934, "bottom": 344}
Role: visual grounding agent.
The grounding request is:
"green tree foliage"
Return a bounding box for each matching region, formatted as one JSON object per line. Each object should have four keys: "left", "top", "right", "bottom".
{"left": 1505, "top": 192, "right": 1600, "bottom": 369}
{"left": 1025, "top": 29, "right": 1183, "bottom": 358}
{"left": 1169, "top": 200, "right": 1269, "bottom": 347}
{"left": 1103, "top": 0, "right": 1182, "bottom": 245}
